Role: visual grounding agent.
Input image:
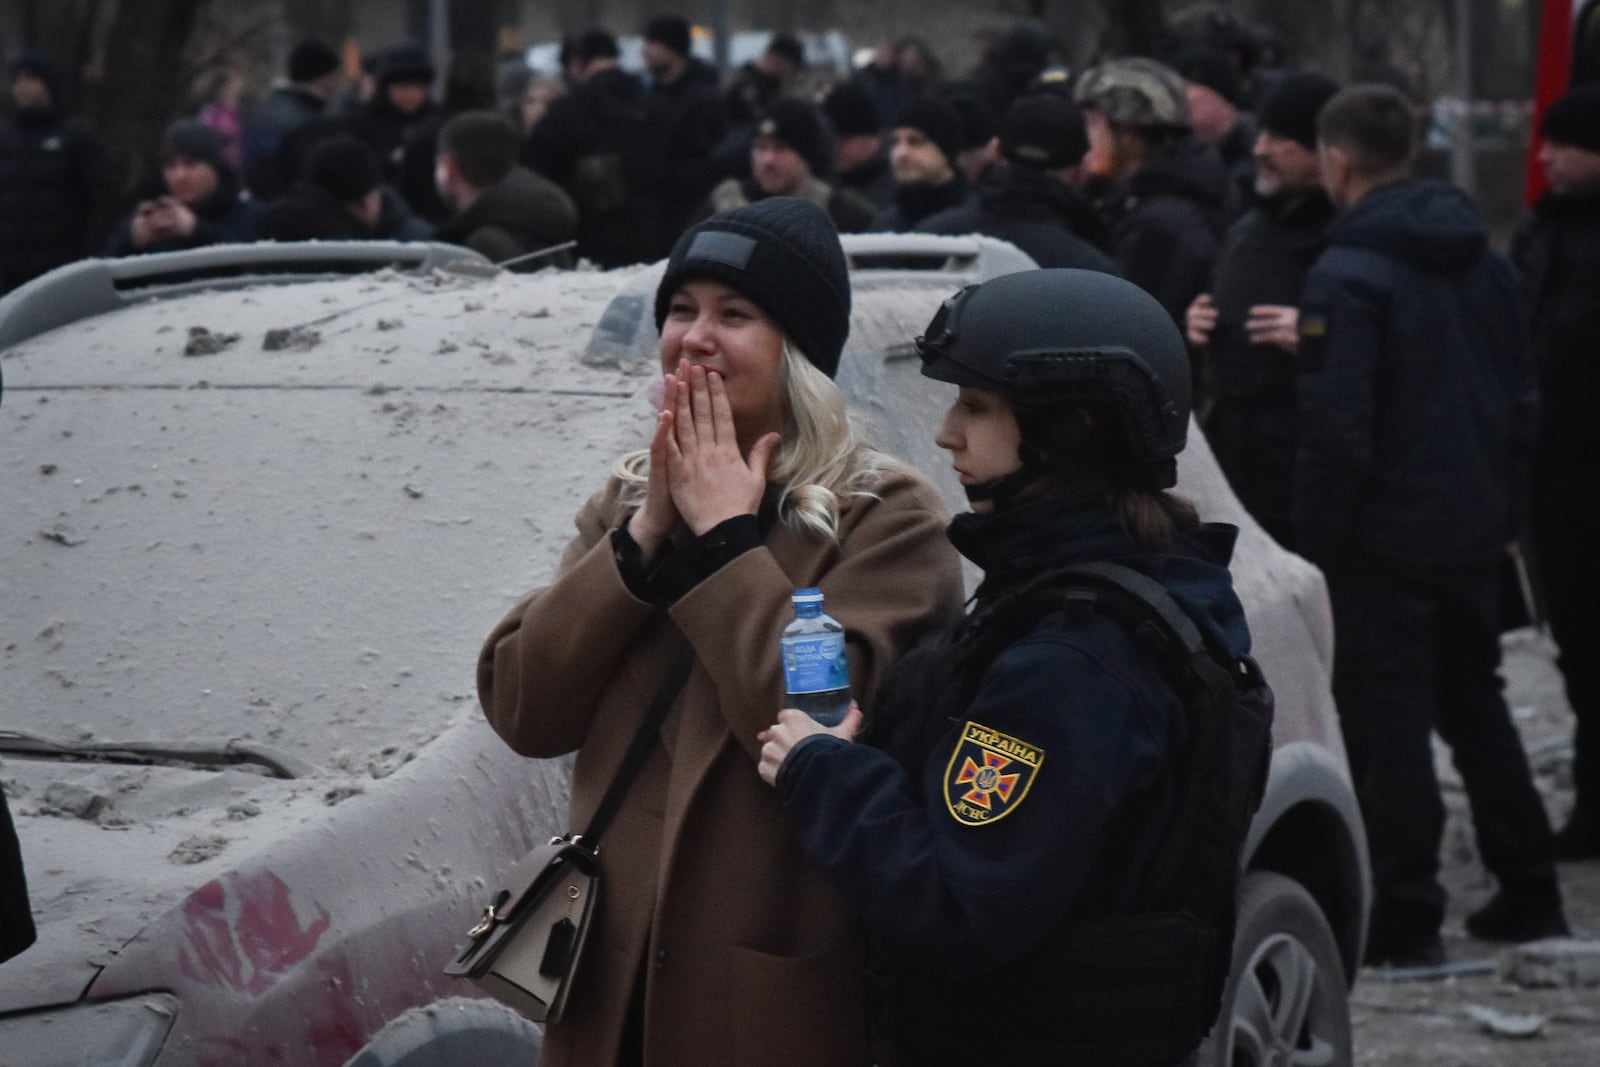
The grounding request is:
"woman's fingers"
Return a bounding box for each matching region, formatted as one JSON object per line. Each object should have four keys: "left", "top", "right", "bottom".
{"left": 747, "top": 432, "right": 781, "bottom": 481}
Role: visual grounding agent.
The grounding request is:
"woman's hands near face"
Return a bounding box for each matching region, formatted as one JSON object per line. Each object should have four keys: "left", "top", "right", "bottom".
{"left": 757, "top": 704, "right": 863, "bottom": 786}
{"left": 626, "top": 391, "right": 682, "bottom": 558}
{"left": 665, "top": 362, "right": 780, "bottom": 535}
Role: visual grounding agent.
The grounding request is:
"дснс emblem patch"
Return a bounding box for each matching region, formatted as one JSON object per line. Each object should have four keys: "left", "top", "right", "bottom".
{"left": 943, "top": 721, "right": 1045, "bottom": 826}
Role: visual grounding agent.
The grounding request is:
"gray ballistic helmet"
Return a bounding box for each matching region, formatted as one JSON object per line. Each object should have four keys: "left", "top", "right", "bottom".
{"left": 916, "top": 269, "right": 1190, "bottom": 487}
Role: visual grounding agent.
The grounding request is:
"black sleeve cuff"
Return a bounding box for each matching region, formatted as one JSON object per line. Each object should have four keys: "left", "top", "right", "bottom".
{"left": 610, "top": 522, "right": 659, "bottom": 603}
{"left": 651, "top": 514, "right": 763, "bottom": 604}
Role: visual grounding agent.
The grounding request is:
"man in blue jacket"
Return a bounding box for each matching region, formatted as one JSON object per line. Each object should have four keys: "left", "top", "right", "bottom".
{"left": 1297, "top": 84, "right": 1565, "bottom": 967}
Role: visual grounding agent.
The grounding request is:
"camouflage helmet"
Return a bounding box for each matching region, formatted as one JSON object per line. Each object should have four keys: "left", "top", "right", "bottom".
{"left": 1073, "top": 57, "right": 1191, "bottom": 131}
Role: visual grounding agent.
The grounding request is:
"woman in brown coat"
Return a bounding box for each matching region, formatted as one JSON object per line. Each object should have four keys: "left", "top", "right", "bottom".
{"left": 477, "top": 196, "right": 965, "bottom": 1066}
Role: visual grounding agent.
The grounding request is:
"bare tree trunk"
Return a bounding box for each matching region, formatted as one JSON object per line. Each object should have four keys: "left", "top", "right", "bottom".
{"left": 90, "top": 0, "right": 209, "bottom": 209}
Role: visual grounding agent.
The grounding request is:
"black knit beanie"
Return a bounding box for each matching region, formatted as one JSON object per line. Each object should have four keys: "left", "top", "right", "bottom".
{"left": 655, "top": 197, "right": 851, "bottom": 378}
{"left": 288, "top": 39, "right": 340, "bottom": 83}
{"left": 999, "top": 92, "right": 1089, "bottom": 168}
{"left": 822, "top": 81, "right": 881, "bottom": 138}
{"left": 1541, "top": 83, "right": 1600, "bottom": 155}
{"left": 307, "top": 134, "right": 382, "bottom": 202}
{"left": 644, "top": 15, "right": 692, "bottom": 58}
{"left": 894, "top": 95, "right": 964, "bottom": 168}
{"left": 161, "top": 119, "right": 231, "bottom": 176}
{"left": 1256, "top": 72, "right": 1341, "bottom": 150}
{"left": 754, "top": 98, "right": 834, "bottom": 178}
{"left": 1169, "top": 45, "right": 1243, "bottom": 106}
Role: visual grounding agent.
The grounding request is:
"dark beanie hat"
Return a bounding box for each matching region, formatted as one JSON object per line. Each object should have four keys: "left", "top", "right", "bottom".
{"left": 766, "top": 33, "right": 805, "bottom": 68}
{"left": 161, "top": 119, "right": 231, "bottom": 175}
{"left": 644, "top": 15, "right": 692, "bottom": 58}
{"left": 946, "top": 88, "right": 997, "bottom": 150}
{"left": 307, "top": 134, "right": 382, "bottom": 202}
{"left": 1541, "top": 83, "right": 1600, "bottom": 155}
{"left": 289, "top": 39, "right": 340, "bottom": 83}
{"left": 1170, "top": 45, "right": 1243, "bottom": 106}
{"left": 999, "top": 92, "right": 1089, "bottom": 168}
{"left": 822, "top": 81, "right": 881, "bottom": 138}
{"left": 1256, "top": 72, "right": 1341, "bottom": 149}
{"left": 9, "top": 50, "right": 64, "bottom": 108}
{"left": 378, "top": 42, "right": 435, "bottom": 86}
{"left": 655, "top": 197, "right": 851, "bottom": 378}
{"left": 894, "top": 95, "right": 963, "bottom": 168}
{"left": 755, "top": 98, "right": 833, "bottom": 177}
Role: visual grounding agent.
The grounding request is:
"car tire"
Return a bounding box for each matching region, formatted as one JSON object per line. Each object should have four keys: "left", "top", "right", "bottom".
{"left": 1198, "top": 870, "right": 1352, "bottom": 1067}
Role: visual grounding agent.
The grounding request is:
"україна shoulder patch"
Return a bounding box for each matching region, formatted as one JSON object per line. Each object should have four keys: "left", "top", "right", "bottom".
{"left": 943, "top": 721, "right": 1045, "bottom": 827}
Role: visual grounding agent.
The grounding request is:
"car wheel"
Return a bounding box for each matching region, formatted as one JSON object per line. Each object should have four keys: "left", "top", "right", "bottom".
{"left": 1200, "top": 870, "right": 1352, "bottom": 1067}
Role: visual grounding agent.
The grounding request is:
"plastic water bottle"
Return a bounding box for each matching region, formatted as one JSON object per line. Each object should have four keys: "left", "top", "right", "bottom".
{"left": 780, "top": 588, "right": 852, "bottom": 726}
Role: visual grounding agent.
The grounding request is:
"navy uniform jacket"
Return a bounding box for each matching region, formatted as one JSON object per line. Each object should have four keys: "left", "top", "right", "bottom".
{"left": 1293, "top": 179, "right": 1537, "bottom": 570}
{"left": 774, "top": 500, "right": 1250, "bottom": 974}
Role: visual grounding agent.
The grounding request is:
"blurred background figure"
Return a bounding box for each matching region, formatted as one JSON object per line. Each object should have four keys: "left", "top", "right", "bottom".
{"left": 642, "top": 14, "right": 727, "bottom": 244}
{"left": 698, "top": 97, "right": 875, "bottom": 233}
{"left": 434, "top": 110, "right": 577, "bottom": 269}
{"left": 0, "top": 51, "right": 106, "bottom": 293}
{"left": 522, "top": 28, "right": 666, "bottom": 266}
{"left": 1511, "top": 83, "right": 1600, "bottom": 862}
{"left": 918, "top": 91, "right": 1115, "bottom": 274}
{"left": 258, "top": 133, "right": 429, "bottom": 242}
{"left": 243, "top": 38, "right": 342, "bottom": 200}
{"left": 821, "top": 80, "right": 893, "bottom": 209}
{"left": 105, "top": 119, "right": 261, "bottom": 256}
{"left": 397, "top": 52, "right": 498, "bottom": 225}
{"left": 1170, "top": 45, "right": 1255, "bottom": 218}
{"left": 871, "top": 95, "right": 968, "bottom": 231}
{"left": 346, "top": 42, "right": 437, "bottom": 183}
{"left": 1074, "top": 57, "right": 1228, "bottom": 333}
{"left": 195, "top": 67, "right": 247, "bottom": 172}
{"left": 515, "top": 73, "right": 564, "bottom": 137}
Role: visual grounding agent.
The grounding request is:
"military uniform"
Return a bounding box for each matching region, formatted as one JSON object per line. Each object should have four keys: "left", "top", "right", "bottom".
{"left": 774, "top": 501, "right": 1257, "bottom": 1066}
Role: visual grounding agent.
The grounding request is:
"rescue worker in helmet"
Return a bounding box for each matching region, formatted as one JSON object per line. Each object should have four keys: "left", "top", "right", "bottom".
{"left": 757, "top": 268, "right": 1273, "bottom": 1066}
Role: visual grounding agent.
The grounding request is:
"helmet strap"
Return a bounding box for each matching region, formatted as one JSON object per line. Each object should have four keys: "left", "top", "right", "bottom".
{"left": 962, "top": 442, "right": 1046, "bottom": 511}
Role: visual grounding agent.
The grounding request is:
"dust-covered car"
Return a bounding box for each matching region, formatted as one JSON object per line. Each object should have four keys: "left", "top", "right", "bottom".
{"left": 0, "top": 236, "right": 1367, "bottom": 1067}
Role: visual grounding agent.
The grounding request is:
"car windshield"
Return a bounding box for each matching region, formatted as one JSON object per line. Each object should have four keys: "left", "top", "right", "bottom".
{"left": 2, "top": 261, "right": 647, "bottom": 771}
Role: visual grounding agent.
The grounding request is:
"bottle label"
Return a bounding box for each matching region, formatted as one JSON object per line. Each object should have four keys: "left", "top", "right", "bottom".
{"left": 782, "top": 633, "right": 849, "bottom": 694}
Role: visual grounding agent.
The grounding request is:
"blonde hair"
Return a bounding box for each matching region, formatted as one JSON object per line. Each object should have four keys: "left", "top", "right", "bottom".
{"left": 613, "top": 344, "right": 884, "bottom": 541}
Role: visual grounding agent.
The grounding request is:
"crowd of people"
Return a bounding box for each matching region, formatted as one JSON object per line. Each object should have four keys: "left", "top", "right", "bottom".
{"left": 4, "top": 6, "right": 1599, "bottom": 1050}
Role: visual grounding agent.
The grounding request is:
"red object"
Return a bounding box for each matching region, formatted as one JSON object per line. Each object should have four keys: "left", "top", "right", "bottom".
{"left": 1528, "top": 0, "right": 1577, "bottom": 204}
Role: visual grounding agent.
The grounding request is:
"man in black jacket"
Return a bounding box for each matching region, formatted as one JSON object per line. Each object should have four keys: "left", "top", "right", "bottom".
{"left": 1511, "top": 83, "right": 1600, "bottom": 861}
{"left": 0, "top": 52, "right": 105, "bottom": 293}
{"left": 1298, "top": 85, "right": 1565, "bottom": 966}
{"left": 1185, "top": 73, "right": 1339, "bottom": 545}
{"left": 243, "top": 39, "right": 341, "bottom": 200}
{"left": 870, "top": 95, "right": 968, "bottom": 232}
{"left": 1073, "top": 57, "right": 1229, "bottom": 329}
{"left": 435, "top": 111, "right": 577, "bottom": 269}
{"left": 523, "top": 28, "right": 666, "bottom": 267}
{"left": 916, "top": 91, "right": 1115, "bottom": 274}
{"left": 643, "top": 15, "right": 727, "bottom": 244}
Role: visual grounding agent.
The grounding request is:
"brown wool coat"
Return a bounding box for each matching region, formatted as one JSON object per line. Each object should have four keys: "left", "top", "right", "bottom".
{"left": 478, "top": 462, "right": 965, "bottom": 1067}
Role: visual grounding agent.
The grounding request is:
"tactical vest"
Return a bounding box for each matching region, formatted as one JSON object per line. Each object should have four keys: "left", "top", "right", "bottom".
{"left": 865, "top": 561, "right": 1274, "bottom": 1067}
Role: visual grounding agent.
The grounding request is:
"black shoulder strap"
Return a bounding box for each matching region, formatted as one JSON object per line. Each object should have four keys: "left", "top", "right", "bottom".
{"left": 578, "top": 642, "right": 695, "bottom": 848}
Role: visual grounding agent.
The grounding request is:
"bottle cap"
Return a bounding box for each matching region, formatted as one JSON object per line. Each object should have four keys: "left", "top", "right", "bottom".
{"left": 792, "top": 587, "right": 824, "bottom": 604}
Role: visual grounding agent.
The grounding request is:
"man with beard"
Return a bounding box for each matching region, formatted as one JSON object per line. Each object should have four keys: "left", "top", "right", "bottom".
{"left": 1184, "top": 73, "right": 1340, "bottom": 545}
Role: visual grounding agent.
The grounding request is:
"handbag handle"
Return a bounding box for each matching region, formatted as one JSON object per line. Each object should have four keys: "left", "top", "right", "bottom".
{"left": 578, "top": 642, "right": 695, "bottom": 848}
